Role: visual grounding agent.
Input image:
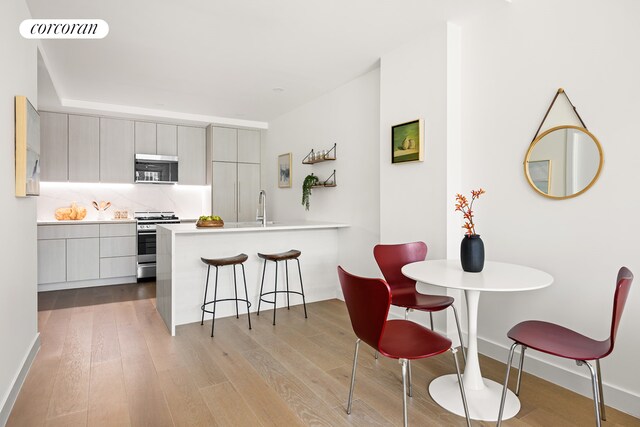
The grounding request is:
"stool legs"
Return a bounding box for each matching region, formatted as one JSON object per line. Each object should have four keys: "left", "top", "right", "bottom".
{"left": 211, "top": 266, "right": 220, "bottom": 337}
{"left": 233, "top": 266, "right": 239, "bottom": 318}
{"left": 201, "top": 266, "right": 211, "bottom": 326}
{"left": 257, "top": 260, "right": 267, "bottom": 316}
{"left": 272, "top": 261, "right": 278, "bottom": 325}
{"left": 241, "top": 264, "right": 252, "bottom": 330}
{"left": 285, "top": 260, "right": 290, "bottom": 309}
{"left": 257, "top": 257, "right": 308, "bottom": 324}
{"left": 296, "top": 258, "right": 308, "bottom": 318}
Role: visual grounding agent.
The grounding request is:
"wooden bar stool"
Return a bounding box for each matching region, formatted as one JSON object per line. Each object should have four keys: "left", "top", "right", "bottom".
{"left": 257, "top": 249, "right": 308, "bottom": 325}
{"left": 200, "top": 253, "right": 251, "bottom": 337}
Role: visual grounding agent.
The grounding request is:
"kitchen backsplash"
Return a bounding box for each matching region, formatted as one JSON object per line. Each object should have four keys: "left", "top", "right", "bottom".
{"left": 37, "top": 183, "right": 209, "bottom": 221}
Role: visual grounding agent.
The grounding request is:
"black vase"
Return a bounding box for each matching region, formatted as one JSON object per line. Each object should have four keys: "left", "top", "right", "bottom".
{"left": 460, "top": 234, "right": 484, "bottom": 272}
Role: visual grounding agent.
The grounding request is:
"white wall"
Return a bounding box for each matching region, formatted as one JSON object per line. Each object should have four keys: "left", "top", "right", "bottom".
{"left": 461, "top": 0, "right": 640, "bottom": 416}
{"left": 0, "top": 0, "right": 39, "bottom": 423}
{"left": 263, "top": 68, "right": 381, "bottom": 279}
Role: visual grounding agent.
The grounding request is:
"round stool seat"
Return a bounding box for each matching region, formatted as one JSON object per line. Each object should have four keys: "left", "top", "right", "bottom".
{"left": 201, "top": 253, "right": 248, "bottom": 267}
{"left": 258, "top": 249, "right": 301, "bottom": 262}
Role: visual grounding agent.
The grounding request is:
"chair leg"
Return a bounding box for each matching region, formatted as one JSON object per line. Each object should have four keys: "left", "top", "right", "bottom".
{"left": 515, "top": 346, "right": 527, "bottom": 396}
{"left": 374, "top": 350, "right": 378, "bottom": 360}
{"left": 201, "top": 265, "right": 211, "bottom": 325}
{"left": 596, "top": 359, "right": 606, "bottom": 421}
{"left": 451, "top": 304, "right": 466, "bottom": 363}
{"left": 429, "top": 312, "right": 434, "bottom": 330}
{"left": 407, "top": 360, "right": 413, "bottom": 397}
{"left": 272, "top": 261, "right": 278, "bottom": 326}
{"left": 295, "top": 259, "right": 308, "bottom": 318}
{"left": 405, "top": 308, "right": 409, "bottom": 320}
{"left": 579, "top": 360, "right": 602, "bottom": 427}
{"left": 233, "top": 265, "right": 239, "bottom": 318}
{"left": 241, "top": 264, "right": 251, "bottom": 330}
{"left": 211, "top": 266, "right": 219, "bottom": 337}
{"left": 497, "top": 342, "right": 519, "bottom": 427}
{"left": 257, "top": 259, "right": 267, "bottom": 315}
{"left": 347, "top": 339, "right": 361, "bottom": 414}
{"left": 451, "top": 348, "right": 471, "bottom": 427}
{"left": 285, "top": 260, "right": 290, "bottom": 309}
{"left": 400, "top": 359, "right": 408, "bottom": 427}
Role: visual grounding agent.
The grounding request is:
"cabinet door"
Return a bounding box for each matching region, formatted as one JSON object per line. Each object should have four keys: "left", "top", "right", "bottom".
{"left": 135, "top": 121, "right": 156, "bottom": 154}
{"left": 211, "top": 161, "right": 237, "bottom": 222}
{"left": 38, "top": 239, "right": 66, "bottom": 284}
{"left": 237, "top": 129, "right": 261, "bottom": 164}
{"left": 100, "top": 118, "right": 134, "bottom": 183}
{"left": 100, "top": 256, "right": 136, "bottom": 278}
{"left": 40, "top": 112, "right": 68, "bottom": 182}
{"left": 237, "top": 163, "right": 261, "bottom": 222}
{"left": 100, "top": 236, "right": 136, "bottom": 257}
{"left": 66, "top": 238, "right": 100, "bottom": 281}
{"left": 157, "top": 124, "right": 177, "bottom": 156}
{"left": 68, "top": 115, "right": 100, "bottom": 182}
{"left": 178, "top": 126, "right": 206, "bottom": 185}
{"left": 211, "top": 127, "right": 237, "bottom": 162}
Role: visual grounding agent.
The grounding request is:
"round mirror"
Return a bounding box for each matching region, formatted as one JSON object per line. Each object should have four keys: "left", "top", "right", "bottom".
{"left": 524, "top": 125, "right": 603, "bottom": 199}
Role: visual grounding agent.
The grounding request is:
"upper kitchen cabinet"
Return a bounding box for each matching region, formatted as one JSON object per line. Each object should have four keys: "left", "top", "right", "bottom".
{"left": 209, "top": 126, "right": 261, "bottom": 164}
{"left": 100, "top": 118, "right": 134, "bottom": 183}
{"left": 134, "top": 121, "right": 156, "bottom": 154}
{"left": 68, "top": 114, "right": 100, "bottom": 182}
{"left": 178, "top": 126, "right": 206, "bottom": 185}
{"left": 238, "top": 129, "right": 261, "bottom": 164}
{"left": 156, "top": 124, "right": 178, "bottom": 156}
{"left": 40, "top": 112, "right": 68, "bottom": 182}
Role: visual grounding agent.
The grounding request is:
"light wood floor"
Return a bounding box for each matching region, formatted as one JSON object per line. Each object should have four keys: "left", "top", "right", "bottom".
{"left": 7, "top": 283, "right": 639, "bottom": 427}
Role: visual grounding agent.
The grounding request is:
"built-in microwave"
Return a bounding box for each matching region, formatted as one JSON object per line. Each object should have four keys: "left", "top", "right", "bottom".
{"left": 134, "top": 154, "right": 179, "bottom": 184}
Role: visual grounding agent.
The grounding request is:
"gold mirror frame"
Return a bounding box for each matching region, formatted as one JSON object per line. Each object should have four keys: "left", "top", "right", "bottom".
{"left": 524, "top": 125, "right": 603, "bottom": 200}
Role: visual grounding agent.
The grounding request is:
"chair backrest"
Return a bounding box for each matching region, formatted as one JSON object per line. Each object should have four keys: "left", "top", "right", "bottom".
{"left": 373, "top": 241, "right": 428, "bottom": 291}
{"left": 337, "top": 266, "right": 391, "bottom": 350}
{"left": 607, "top": 266, "right": 634, "bottom": 355}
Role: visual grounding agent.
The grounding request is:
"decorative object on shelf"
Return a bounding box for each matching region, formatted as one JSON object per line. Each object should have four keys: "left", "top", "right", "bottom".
{"left": 278, "top": 153, "right": 292, "bottom": 188}
{"left": 525, "top": 88, "right": 603, "bottom": 199}
{"left": 302, "top": 174, "right": 319, "bottom": 210}
{"left": 92, "top": 200, "right": 112, "bottom": 220}
{"left": 113, "top": 209, "right": 130, "bottom": 220}
{"left": 455, "top": 189, "right": 485, "bottom": 272}
{"left": 55, "top": 202, "right": 87, "bottom": 221}
{"left": 392, "top": 119, "right": 423, "bottom": 164}
{"left": 15, "top": 96, "right": 40, "bottom": 197}
{"left": 197, "top": 215, "right": 224, "bottom": 228}
{"left": 311, "top": 169, "right": 336, "bottom": 187}
{"left": 302, "top": 143, "right": 336, "bottom": 164}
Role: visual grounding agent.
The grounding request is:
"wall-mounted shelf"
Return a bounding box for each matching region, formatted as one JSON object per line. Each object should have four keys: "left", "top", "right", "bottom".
{"left": 302, "top": 143, "right": 336, "bottom": 164}
{"left": 310, "top": 170, "right": 336, "bottom": 187}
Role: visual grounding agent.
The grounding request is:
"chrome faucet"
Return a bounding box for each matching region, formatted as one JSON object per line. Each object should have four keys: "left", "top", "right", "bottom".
{"left": 257, "top": 190, "right": 267, "bottom": 226}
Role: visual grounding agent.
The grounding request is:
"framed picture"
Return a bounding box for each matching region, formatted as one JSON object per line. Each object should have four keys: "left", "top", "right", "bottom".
{"left": 15, "top": 96, "right": 40, "bottom": 197}
{"left": 528, "top": 160, "right": 551, "bottom": 193}
{"left": 278, "top": 153, "right": 292, "bottom": 188}
{"left": 392, "top": 119, "right": 423, "bottom": 164}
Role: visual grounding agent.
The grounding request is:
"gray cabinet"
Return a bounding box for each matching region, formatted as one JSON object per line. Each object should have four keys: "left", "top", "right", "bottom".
{"left": 39, "top": 112, "right": 68, "bottom": 182}
{"left": 100, "top": 118, "right": 134, "bottom": 183}
{"left": 68, "top": 115, "right": 100, "bottom": 182}
{"left": 66, "top": 238, "right": 100, "bottom": 281}
{"left": 211, "top": 161, "right": 237, "bottom": 221}
{"left": 37, "top": 239, "right": 66, "bottom": 284}
{"left": 135, "top": 121, "right": 157, "bottom": 154}
{"left": 157, "top": 124, "right": 178, "bottom": 156}
{"left": 238, "top": 129, "right": 261, "bottom": 164}
{"left": 238, "top": 163, "right": 261, "bottom": 222}
{"left": 209, "top": 126, "right": 260, "bottom": 164}
{"left": 99, "top": 223, "right": 136, "bottom": 279}
{"left": 178, "top": 126, "right": 206, "bottom": 185}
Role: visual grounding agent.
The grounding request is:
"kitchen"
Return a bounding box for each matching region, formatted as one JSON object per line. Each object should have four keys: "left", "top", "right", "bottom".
{"left": 3, "top": 0, "right": 640, "bottom": 426}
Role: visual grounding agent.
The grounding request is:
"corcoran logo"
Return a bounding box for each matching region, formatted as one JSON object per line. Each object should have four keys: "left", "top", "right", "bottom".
{"left": 20, "top": 19, "right": 108, "bottom": 39}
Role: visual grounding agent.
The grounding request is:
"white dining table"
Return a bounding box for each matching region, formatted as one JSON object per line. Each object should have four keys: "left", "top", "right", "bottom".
{"left": 401, "top": 259, "right": 553, "bottom": 421}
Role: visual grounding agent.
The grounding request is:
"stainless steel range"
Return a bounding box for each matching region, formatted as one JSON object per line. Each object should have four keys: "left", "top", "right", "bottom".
{"left": 135, "top": 211, "right": 180, "bottom": 279}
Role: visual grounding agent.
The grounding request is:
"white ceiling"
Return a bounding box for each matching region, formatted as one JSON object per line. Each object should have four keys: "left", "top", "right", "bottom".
{"left": 29, "top": 0, "right": 499, "bottom": 124}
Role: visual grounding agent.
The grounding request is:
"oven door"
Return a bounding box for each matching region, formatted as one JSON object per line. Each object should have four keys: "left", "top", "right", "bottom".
{"left": 137, "top": 230, "right": 156, "bottom": 264}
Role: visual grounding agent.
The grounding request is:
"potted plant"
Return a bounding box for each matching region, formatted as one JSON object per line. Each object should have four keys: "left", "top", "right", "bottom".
{"left": 302, "top": 174, "right": 319, "bottom": 210}
{"left": 455, "top": 188, "right": 486, "bottom": 272}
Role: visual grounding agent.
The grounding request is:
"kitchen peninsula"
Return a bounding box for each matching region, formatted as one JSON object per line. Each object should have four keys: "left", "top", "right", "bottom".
{"left": 156, "top": 221, "right": 349, "bottom": 335}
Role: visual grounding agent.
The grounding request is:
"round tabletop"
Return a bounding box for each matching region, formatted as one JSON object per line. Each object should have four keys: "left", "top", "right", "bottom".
{"left": 401, "top": 260, "right": 553, "bottom": 292}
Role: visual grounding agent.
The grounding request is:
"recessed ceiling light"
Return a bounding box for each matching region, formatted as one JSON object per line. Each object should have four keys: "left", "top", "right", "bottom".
{"left": 272, "top": 87, "right": 284, "bottom": 92}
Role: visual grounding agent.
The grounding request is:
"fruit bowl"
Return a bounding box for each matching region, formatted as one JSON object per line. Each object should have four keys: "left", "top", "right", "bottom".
{"left": 196, "top": 219, "right": 224, "bottom": 228}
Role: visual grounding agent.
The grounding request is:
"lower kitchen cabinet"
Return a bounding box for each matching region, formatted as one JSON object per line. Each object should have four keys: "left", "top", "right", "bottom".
{"left": 66, "top": 238, "right": 100, "bottom": 281}
{"left": 37, "top": 239, "right": 66, "bottom": 284}
{"left": 100, "top": 256, "right": 136, "bottom": 278}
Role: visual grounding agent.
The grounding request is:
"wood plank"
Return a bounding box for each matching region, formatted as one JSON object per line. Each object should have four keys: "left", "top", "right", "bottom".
{"left": 157, "top": 366, "right": 217, "bottom": 427}
{"left": 90, "top": 304, "right": 121, "bottom": 364}
{"left": 199, "top": 382, "right": 262, "bottom": 427}
{"left": 87, "top": 359, "right": 131, "bottom": 427}
{"left": 44, "top": 411, "right": 87, "bottom": 427}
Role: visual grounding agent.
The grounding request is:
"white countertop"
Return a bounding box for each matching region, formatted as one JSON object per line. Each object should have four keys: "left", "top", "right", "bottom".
{"left": 159, "top": 220, "right": 349, "bottom": 234}
{"left": 37, "top": 219, "right": 137, "bottom": 225}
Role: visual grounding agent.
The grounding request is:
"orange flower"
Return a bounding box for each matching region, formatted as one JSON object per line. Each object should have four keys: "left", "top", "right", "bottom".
{"left": 454, "top": 188, "right": 485, "bottom": 236}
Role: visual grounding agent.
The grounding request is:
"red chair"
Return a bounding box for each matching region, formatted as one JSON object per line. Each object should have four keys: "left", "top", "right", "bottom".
{"left": 337, "top": 266, "right": 471, "bottom": 427}
{"left": 373, "top": 242, "right": 466, "bottom": 381}
{"left": 497, "top": 267, "right": 634, "bottom": 427}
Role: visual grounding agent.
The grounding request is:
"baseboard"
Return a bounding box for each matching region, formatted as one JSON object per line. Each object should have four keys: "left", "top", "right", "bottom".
{"left": 478, "top": 336, "right": 640, "bottom": 419}
{"left": 0, "top": 333, "right": 40, "bottom": 427}
{"left": 38, "top": 276, "right": 137, "bottom": 292}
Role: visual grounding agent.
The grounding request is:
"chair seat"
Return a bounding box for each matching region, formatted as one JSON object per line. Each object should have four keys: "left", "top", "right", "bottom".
{"left": 508, "top": 320, "right": 611, "bottom": 361}
{"left": 258, "top": 249, "right": 301, "bottom": 261}
{"left": 379, "top": 319, "right": 452, "bottom": 360}
{"left": 201, "top": 253, "right": 248, "bottom": 267}
{"left": 391, "top": 289, "right": 455, "bottom": 312}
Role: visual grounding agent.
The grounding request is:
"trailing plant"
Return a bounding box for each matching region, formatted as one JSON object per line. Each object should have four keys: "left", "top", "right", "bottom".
{"left": 454, "top": 188, "right": 485, "bottom": 236}
{"left": 302, "top": 174, "right": 319, "bottom": 210}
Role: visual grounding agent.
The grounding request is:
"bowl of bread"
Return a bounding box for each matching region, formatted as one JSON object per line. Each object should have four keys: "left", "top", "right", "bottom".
{"left": 196, "top": 215, "right": 224, "bottom": 228}
{"left": 55, "top": 202, "right": 87, "bottom": 221}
